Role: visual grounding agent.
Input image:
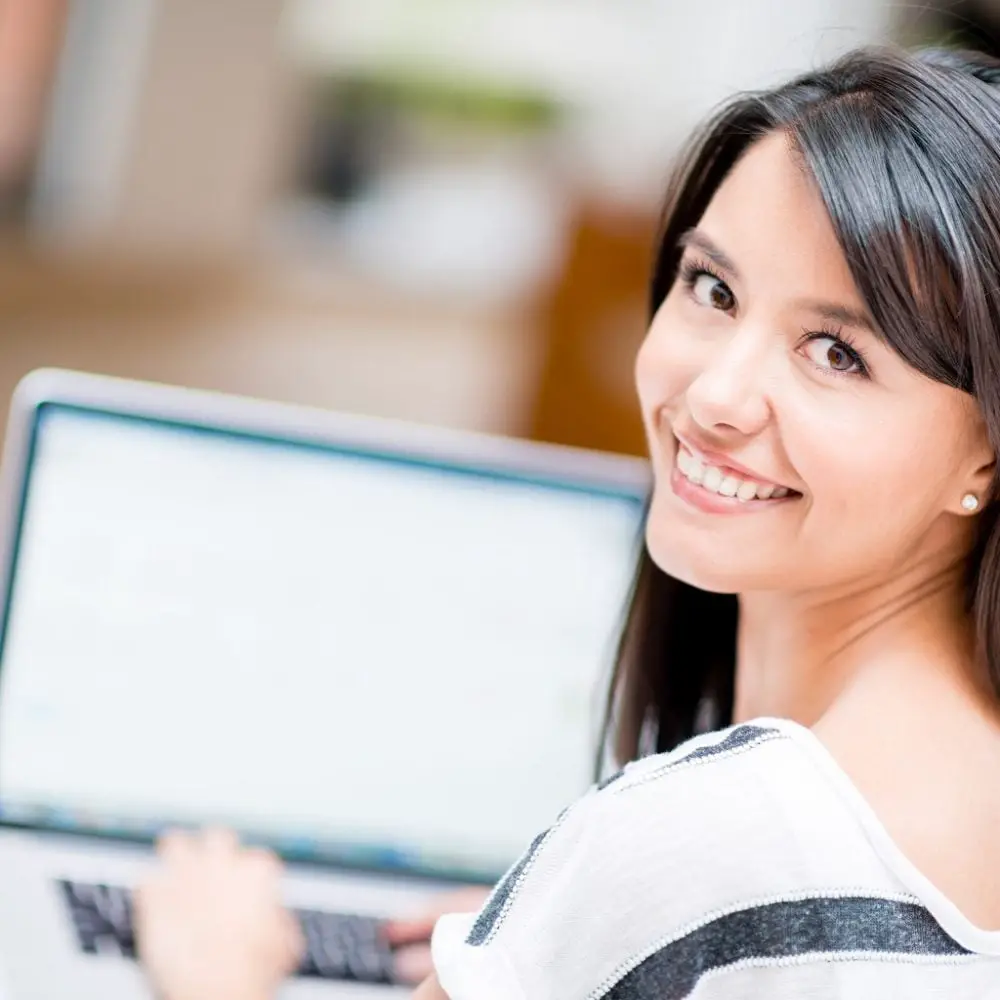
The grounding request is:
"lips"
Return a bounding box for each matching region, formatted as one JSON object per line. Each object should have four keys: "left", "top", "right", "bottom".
{"left": 672, "top": 433, "right": 799, "bottom": 504}
{"left": 676, "top": 446, "right": 789, "bottom": 501}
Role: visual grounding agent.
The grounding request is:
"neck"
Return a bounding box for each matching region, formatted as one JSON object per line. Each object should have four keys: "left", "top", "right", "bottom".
{"left": 732, "top": 552, "right": 986, "bottom": 730}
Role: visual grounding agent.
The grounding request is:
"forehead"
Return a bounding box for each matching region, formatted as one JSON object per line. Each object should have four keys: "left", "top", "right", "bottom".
{"left": 698, "top": 133, "right": 860, "bottom": 304}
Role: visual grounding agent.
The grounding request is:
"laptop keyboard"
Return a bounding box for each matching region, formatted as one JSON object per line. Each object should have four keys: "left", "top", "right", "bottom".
{"left": 58, "top": 879, "right": 396, "bottom": 984}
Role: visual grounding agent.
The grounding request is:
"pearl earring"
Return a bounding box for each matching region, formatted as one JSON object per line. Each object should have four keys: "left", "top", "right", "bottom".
{"left": 962, "top": 493, "right": 980, "bottom": 512}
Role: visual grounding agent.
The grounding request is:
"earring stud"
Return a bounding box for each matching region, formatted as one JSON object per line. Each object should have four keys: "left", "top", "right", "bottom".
{"left": 962, "top": 493, "right": 980, "bottom": 512}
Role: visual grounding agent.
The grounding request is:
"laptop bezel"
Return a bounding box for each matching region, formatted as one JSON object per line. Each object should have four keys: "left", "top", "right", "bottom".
{"left": 0, "top": 368, "right": 651, "bottom": 881}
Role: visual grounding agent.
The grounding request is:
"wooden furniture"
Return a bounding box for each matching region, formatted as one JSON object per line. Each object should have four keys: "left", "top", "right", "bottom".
{"left": 528, "top": 204, "right": 656, "bottom": 457}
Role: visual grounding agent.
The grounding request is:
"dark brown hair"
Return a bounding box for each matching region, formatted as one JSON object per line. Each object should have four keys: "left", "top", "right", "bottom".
{"left": 604, "top": 46, "right": 1000, "bottom": 766}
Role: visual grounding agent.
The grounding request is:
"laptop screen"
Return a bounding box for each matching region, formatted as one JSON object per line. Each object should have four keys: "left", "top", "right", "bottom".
{"left": 0, "top": 403, "right": 645, "bottom": 880}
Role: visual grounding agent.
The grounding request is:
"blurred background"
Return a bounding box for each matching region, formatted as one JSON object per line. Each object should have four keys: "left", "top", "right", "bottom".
{"left": 0, "top": 0, "right": 987, "bottom": 456}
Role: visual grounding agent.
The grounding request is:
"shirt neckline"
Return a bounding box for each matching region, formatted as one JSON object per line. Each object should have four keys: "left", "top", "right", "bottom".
{"left": 754, "top": 715, "right": 1000, "bottom": 956}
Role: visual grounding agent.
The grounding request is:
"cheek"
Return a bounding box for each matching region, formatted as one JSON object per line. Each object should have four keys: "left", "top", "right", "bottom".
{"left": 635, "top": 298, "right": 701, "bottom": 415}
{"left": 783, "top": 404, "right": 956, "bottom": 571}
{"left": 793, "top": 401, "right": 952, "bottom": 504}
{"left": 792, "top": 418, "right": 892, "bottom": 523}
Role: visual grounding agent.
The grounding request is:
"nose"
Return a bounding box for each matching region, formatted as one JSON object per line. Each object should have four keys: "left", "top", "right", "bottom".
{"left": 685, "top": 320, "right": 772, "bottom": 439}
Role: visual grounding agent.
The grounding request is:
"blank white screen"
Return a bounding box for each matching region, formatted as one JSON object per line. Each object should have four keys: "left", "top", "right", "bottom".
{"left": 0, "top": 407, "right": 643, "bottom": 875}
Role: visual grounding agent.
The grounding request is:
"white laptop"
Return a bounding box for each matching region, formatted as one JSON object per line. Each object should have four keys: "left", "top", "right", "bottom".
{"left": 0, "top": 369, "right": 649, "bottom": 999}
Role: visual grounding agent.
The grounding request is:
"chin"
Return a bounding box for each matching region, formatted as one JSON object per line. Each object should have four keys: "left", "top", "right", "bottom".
{"left": 645, "top": 518, "right": 753, "bottom": 595}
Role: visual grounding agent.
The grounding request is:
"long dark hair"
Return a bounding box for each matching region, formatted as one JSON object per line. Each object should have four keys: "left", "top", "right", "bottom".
{"left": 604, "top": 45, "right": 1000, "bottom": 766}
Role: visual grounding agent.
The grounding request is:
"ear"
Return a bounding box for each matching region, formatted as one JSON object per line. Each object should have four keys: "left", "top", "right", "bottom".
{"left": 948, "top": 423, "right": 996, "bottom": 516}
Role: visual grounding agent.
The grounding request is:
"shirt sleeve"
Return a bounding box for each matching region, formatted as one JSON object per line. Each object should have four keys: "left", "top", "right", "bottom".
{"left": 429, "top": 723, "right": 793, "bottom": 1000}
{"left": 430, "top": 746, "right": 681, "bottom": 1000}
{"left": 431, "top": 785, "right": 606, "bottom": 1000}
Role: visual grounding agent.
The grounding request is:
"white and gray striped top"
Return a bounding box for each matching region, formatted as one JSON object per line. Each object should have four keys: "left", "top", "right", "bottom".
{"left": 431, "top": 718, "right": 1000, "bottom": 998}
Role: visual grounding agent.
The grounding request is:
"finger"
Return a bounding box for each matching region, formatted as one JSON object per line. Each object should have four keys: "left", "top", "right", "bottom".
{"left": 131, "top": 877, "right": 155, "bottom": 911}
{"left": 383, "top": 887, "right": 490, "bottom": 943}
{"left": 381, "top": 914, "right": 437, "bottom": 945}
{"left": 201, "top": 827, "right": 240, "bottom": 854}
{"left": 392, "top": 944, "right": 434, "bottom": 985}
{"left": 243, "top": 845, "right": 283, "bottom": 877}
{"left": 281, "top": 912, "right": 306, "bottom": 966}
{"left": 157, "top": 829, "right": 196, "bottom": 862}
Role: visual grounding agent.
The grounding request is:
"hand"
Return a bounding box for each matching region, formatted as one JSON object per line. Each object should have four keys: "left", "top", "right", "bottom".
{"left": 135, "top": 828, "right": 304, "bottom": 1000}
{"left": 382, "top": 886, "right": 492, "bottom": 984}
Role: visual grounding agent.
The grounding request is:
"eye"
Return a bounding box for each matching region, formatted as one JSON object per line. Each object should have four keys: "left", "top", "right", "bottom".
{"left": 686, "top": 269, "right": 735, "bottom": 312}
{"left": 801, "top": 333, "right": 869, "bottom": 378}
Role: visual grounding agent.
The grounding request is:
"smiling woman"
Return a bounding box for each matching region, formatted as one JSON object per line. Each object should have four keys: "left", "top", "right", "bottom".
{"left": 134, "top": 44, "right": 1000, "bottom": 1000}
{"left": 613, "top": 46, "right": 1000, "bottom": 759}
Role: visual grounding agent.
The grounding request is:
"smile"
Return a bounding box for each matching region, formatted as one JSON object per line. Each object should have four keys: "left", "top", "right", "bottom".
{"left": 675, "top": 444, "right": 796, "bottom": 503}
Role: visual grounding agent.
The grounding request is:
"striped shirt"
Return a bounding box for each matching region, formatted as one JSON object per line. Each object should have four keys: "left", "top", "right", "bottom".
{"left": 431, "top": 718, "right": 1000, "bottom": 998}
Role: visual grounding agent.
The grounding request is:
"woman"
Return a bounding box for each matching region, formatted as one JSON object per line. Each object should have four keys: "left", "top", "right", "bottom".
{"left": 136, "top": 45, "right": 1000, "bottom": 998}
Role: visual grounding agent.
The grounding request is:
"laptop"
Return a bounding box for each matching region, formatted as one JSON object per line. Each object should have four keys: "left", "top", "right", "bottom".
{"left": 0, "top": 369, "right": 649, "bottom": 999}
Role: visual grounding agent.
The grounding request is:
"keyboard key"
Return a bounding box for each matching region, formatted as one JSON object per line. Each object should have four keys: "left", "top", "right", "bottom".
{"left": 59, "top": 881, "right": 135, "bottom": 957}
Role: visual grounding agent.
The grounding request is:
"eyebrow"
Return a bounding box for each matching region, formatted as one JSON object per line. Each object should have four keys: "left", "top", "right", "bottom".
{"left": 678, "top": 227, "right": 875, "bottom": 332}
{"left": 678, "top": 229, "right": 740, "bottom": 278}
{"left": 795, "top": 300, "right": 875, "bottom": 332}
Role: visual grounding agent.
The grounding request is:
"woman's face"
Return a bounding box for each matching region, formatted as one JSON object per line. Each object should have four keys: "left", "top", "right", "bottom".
{"left": 637, "top": 132, "right": 992, "bottom": 594}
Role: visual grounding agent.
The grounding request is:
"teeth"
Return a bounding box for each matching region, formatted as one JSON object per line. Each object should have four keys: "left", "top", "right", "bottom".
{"left": 718, "top": 476, "right": 740, "bottom": 497}
{"left": 676, "top": 448, "right": 705, "bottom": 483}
{"left": 676, "top": 446, "right": 791, "bottom": 502}
{"left": 702, "top": 467, "right": 723, "bottom": 492}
